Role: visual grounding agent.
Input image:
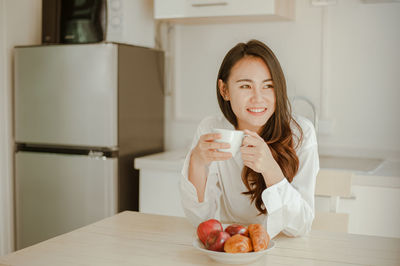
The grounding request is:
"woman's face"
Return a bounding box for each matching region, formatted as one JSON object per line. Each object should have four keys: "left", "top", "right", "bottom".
{"left": 219, "top": 56, "right": 276, "bottom": 133}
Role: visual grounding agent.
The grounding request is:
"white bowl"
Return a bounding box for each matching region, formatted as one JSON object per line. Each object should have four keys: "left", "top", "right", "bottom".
{"left": 192, "top": 238, "right": 275, "bottom": 264}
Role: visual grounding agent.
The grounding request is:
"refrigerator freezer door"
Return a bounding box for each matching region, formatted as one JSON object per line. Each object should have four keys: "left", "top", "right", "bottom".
{"left": 15, "top": 151, "right": 118, "bottom": 249}
{"left": 14, "top": 44, "right": 118, "bottom": 148}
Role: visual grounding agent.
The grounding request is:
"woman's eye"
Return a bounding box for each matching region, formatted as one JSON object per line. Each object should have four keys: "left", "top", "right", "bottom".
{"left": 264, "top": 84, "right": 274, "bottom": 89}
{"left": 240, "top": 84, "right": 251, "bottom": 89}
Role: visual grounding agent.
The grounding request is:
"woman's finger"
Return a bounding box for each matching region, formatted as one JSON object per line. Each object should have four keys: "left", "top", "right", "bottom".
{"left": 200, "top": 133, "right": 221, "bottom": 142}
{"left": 243, "top": 129, "right": 264, "bottom": 141}
{"left": 200, "top": 141, "right": 230, "bottom": 150}
{"left": 241, "top": 154, "right": 255, "bottom": 163}
{"left": 242, "top": 135, "right": 261, "bottom": 147}
{"left": 207, "top": 150, "right": 232, "bottom": 161}
{"left": 243, "top": 160, "right": 254, "bottom": 169}
{"left": 240, "top": 148, "right": 256, "bottom": 158}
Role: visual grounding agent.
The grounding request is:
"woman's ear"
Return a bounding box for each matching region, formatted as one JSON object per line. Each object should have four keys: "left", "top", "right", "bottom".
{"left": 218, "top": 79, "right": 230, "bottom": 101}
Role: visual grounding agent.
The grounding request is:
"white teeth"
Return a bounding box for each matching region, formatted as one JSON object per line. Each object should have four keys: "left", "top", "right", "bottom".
{"left": 248, "top": 108, "right": 265, "bottom": 113}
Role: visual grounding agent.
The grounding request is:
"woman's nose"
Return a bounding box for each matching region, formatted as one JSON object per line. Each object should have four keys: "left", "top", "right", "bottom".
{"left": 250, "top": 87, "right": 263, "bottom": 102}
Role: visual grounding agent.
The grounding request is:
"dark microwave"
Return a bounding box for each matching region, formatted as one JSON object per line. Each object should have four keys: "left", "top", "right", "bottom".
{"left": 42, "top": 0, "right": 106, "bottom": 44}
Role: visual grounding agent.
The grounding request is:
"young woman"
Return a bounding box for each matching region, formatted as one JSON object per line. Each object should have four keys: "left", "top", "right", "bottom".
{"left": 180, "top": 40, "right": 319, "bottom": 239}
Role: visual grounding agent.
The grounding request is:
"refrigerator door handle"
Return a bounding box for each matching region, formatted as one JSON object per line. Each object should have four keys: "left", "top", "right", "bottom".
{"left": 88, "top": 150, "right": 105, "bottom": 158}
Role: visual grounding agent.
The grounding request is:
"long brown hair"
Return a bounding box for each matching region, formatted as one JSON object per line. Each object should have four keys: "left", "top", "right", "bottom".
{"left": 216, "top": 40, "right": 303, "bottom": 215}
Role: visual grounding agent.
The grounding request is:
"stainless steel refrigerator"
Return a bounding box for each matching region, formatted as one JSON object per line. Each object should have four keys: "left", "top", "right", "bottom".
{"left": 14, "top": 43, "right": 164, "bottom": 249}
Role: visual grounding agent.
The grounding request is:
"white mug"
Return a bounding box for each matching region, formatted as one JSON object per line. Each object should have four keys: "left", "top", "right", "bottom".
{"left": 212, "top": 128, "right": 244, "bottom": 156}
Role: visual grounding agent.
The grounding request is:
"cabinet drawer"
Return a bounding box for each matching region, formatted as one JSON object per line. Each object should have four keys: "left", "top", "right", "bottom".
{"left": 154, "top": 0, "right": 294, "bottom": 21}
{"left": 139, "top": 169, "right": 185, "bottom": 217}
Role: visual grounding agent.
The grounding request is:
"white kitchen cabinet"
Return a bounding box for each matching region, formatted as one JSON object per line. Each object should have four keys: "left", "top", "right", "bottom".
{"left": 340, "top": 184, "right": 400, "bottom": 238}
{"left": 138, "top": 168, "right": 185, "bottom": 217}
{"left": 154, "top": 0, "right": 295, "bottom": 22}
{"left": 315, "top": 172, "right": 400, "bottom": 238}
{"left": 135, "top": 150, "right": 186, "bottom": 217}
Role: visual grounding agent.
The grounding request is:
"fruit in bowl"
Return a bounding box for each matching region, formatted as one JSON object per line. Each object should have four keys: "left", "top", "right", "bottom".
{"left": 196, "top": 219, "right": 270, "bottom": 254}
{"left": 248, "top": 224, "right": 270, "bottom": 252}
{"left": 224, "top": 234, "right": 253, "bottom": 253}
{"left": 197, "top": 219, "right": 223, "bottom": 245}
{"left": 193, "top": 220, "right": 275, "bottom": 264}
{"left": 205, "top": 230, "right": 231, "bottom": 252}
{"left": 224, "top": 224, "right": 249, "bottom": 237}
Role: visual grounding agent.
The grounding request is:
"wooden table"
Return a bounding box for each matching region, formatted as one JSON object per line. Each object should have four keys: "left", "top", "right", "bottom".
{"left": 1, "top": 211, "right": 399, "bottom": 266}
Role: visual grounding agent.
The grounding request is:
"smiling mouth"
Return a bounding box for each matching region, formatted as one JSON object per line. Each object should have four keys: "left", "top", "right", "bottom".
{"left": 247, "top": 108, "right": 267, "bottom": 115}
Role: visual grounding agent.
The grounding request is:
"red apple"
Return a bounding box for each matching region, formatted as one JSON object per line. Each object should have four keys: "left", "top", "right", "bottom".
{"left": 205, "top": 230, "right": 231, "bottom": 252}
{"left": 197, "top": 219, "right": 223, "bottom": 245}
{"left": 224, "top": 224, "right": 249, "bottom": 237}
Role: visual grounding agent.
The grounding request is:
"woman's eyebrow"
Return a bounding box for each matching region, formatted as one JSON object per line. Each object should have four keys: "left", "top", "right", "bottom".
{"left": 235, "top": 78, "right": 272, "bottom": 83}
{"left": 236, "top": 79, "right": 253, "bottom": 83}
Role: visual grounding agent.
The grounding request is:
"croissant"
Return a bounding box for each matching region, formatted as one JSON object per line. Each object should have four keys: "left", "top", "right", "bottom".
{"left": 224, "top": 234, "right": 253, "bottom": 253}
{"left": 248, "top": 224, "right": 270, "bottom": 252}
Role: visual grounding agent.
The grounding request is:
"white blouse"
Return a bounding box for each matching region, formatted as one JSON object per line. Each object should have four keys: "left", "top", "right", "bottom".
{"left": 179, "top": 114, "right": 319, "bottom": 239}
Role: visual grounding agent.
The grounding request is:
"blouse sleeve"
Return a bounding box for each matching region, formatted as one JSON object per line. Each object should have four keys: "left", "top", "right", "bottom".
{"left": 261, "top": 122, "right": 319, "bottom": 239}
{"left": 179, "top": 122, "right": 222, "bottom": 227}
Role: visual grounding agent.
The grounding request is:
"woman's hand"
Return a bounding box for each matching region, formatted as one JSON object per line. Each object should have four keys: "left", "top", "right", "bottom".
{"left": 189, "top": 133, "right": 232, "bottom": 202}
{"left": 191, "top": 133, "right": 232, "bottom": 167}
{"left": 240, "top": 129, "right": 284, "bottom": 187}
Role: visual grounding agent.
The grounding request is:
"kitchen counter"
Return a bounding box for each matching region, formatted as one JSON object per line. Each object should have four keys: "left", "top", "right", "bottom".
{"left": 134, "top": 150, "right": 400, "bottom": 188}
{"left": 134, "top": 149, "right": 187, "bottom": 172}
{"left": 1, "top": 211, "right": 399, "bottom": 265}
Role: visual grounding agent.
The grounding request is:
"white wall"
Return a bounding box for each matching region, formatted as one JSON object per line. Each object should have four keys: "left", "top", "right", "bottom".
{"left": 320, "top": 0, "right": 400, "bottom": 158}
{"left": 165, "top": 0, "right": 400, "bottom": 160}
{"left": 0, "top": 0, "right": 41, "bottom": 255}
{"left": 0, "top": 0, "right": 12, "bottom": 256}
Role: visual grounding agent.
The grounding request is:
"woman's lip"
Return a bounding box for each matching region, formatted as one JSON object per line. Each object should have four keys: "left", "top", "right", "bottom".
{"left": 246, "top": 108, "right": 267, "bottom": 115}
